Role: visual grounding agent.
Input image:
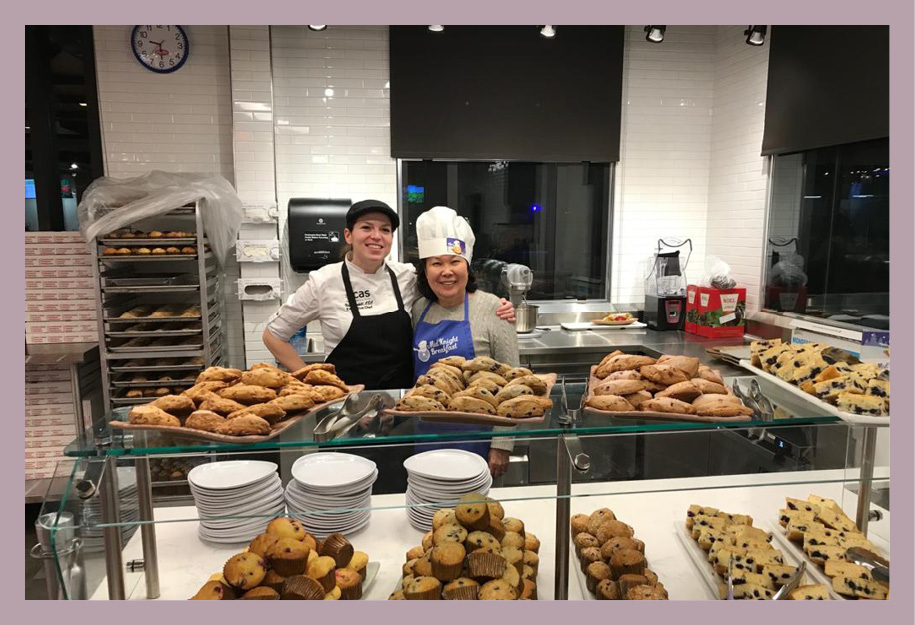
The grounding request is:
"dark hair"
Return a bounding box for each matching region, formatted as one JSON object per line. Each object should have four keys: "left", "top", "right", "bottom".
{"left": 415, "top": 258, "right": 478, "bottom": 302}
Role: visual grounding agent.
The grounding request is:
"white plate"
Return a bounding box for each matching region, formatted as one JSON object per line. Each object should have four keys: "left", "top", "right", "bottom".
{"left": 403, "top": 449, "right": 490, "bottom": 481}
{"left": 297, "top": 514, "right": 371, "bottom": 537}
{"left": 407, "top": 476, "right": 491, "bottom": 495}
{"left": 188, "top": 460, "right": 279, "bottom": 490}
{"left": 195, "top": 488, "right": 286, "bottom": 511}
{"left": 191, "top": 480, "right": 283, "bottom": 502}
{"left": 291, "top": 453, "right": 377, "bottom": 489}
{"left": 561, "top": 321, "right": 647, "bottom": 331}
{"left": 286, "top": 482, "right": 373, "bottom": 504}
{"left": 189, "top": 471, "right": 279, "bottom": 494}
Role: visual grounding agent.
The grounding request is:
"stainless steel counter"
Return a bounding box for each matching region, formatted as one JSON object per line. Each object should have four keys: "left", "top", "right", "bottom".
{"left": 25, "top": 342, "right": 99, "bottom": 365}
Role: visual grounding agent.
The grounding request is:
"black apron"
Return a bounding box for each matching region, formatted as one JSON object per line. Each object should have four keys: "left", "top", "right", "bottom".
{"left": 325, "top": 263, "right": 415, "bottom": 391}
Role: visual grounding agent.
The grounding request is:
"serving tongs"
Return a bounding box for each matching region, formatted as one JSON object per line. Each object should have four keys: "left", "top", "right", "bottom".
{"left": 772, "top": 561, "right": 806, "bottom": 599}
{"left": 846, "top": 546, "right": 890, "bottom": 585}
{"left": 313, "top": 393, "right": 393, "bottom": 442}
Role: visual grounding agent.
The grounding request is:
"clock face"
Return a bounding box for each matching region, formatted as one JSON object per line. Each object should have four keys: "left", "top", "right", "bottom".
{"left": 131, "top": 26, "right": 189, "bottom": 74}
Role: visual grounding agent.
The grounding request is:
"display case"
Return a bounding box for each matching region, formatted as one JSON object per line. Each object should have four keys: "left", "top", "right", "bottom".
{"left": 40, "top": 372, "right": 889, "bottom": 601}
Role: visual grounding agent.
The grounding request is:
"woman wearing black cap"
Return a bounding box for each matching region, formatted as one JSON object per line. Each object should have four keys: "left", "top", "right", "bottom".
{"left": 263, "top": 200, "right": 513, "bottom": 390}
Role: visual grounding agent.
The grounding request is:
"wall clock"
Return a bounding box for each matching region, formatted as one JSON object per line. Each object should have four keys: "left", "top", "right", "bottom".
{"left": 131, "top": 25, "right": 189, "bottom": 73}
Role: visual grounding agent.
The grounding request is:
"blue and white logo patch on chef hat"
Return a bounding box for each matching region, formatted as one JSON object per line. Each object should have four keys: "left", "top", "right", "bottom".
{"left": 417, "top": 206, "right": 476, "bottom": 262}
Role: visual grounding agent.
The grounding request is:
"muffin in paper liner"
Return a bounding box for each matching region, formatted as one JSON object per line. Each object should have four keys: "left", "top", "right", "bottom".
{"left": 320, "top": 533, "right": 355, "bottom": 568}
{"left": 281, "top": 574, "right": 325, "bottom": 600}
{"left": 465, "top": 552, "right": 507, "bottom": 580}
{"left": 442, "top": 578, "right": 480, "bottom": 600}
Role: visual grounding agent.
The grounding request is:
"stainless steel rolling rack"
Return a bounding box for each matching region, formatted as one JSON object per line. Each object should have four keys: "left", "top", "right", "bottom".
{"left": 91, "top": 201, "right": 227, "bottom": 414}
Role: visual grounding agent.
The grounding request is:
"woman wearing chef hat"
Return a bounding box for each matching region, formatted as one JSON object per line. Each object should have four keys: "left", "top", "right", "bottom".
{"left": 412, "top": 206, "right": 520, "bottom": 477}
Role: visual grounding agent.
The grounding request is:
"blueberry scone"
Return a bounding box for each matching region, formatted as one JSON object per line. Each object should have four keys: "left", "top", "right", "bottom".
{"left": 494, "top": 384, "right": 534, "bottom": 404}
{"left": 496, "top": 396, "right": 548, "bottom": 418}
{"left": 448, "top": 396, "right": 497, "bottom": 415}
{"left": 585, "top": 394, "right": 634, "bottom": 412}
{"left": 410, "top": 384, "right": 452, "bottom": 404}
{"left": 452, "top": 386, "right": 500, "bottom": 409}
{"left": 395, "top": 395, "right": 446, "bottom": 412}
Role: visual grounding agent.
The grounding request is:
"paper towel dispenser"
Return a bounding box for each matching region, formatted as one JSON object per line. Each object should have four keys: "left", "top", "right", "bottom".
{"left": 287, "top": 198, "right": 350, "bottom": 271}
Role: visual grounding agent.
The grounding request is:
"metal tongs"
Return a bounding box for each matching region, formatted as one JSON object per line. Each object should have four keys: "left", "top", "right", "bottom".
{"left": 731, "top": 379, "right": 775, "bottom": 421}
{"left": 559, "top": 376, "right": 584, "bottom": 425}
{"left": 846, "top": 546, "right": 890, "bottom": 585}
{"left": 313, "top": 393, "right": 393, "bottom": 442}
{"left": 772, "top": 561, "right": 806, "bottom": 599}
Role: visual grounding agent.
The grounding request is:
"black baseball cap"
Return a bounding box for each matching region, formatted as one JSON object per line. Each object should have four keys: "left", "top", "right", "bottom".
{"left": 346, "top": 199, "right": 399, "bottom": 231}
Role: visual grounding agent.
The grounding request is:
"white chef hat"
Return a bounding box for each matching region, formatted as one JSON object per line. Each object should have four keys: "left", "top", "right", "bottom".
{"left": 416, "top": 206, "right": 476, "bottom": 263}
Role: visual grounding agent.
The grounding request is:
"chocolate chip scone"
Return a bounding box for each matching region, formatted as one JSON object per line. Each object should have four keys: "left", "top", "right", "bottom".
{"left": 215, "top": 414, "right": 271, "bottom": 436}
{"left": 585, "top": 395, "right": 634, "bottom": 412}
{"left": 639, "top": 364, "right": 690, "bottom": 386}
{"left": 409, "top": 384, "right": 452, "bottom": 404}
{"left": 639, "top": 397, "right": 695, "bottom": 414}
{"left": 218, "top": 384, "right": 278, "bottom": 405}
{"left": 303, "top": 369, "right": 349, "bottom": 391}
{"left": 496, "top": 396, "right": 547, "bottom": 418}
{"left": 184, "top": 410, "right": 226, "bottom": 432}
{"left": 504, "top": 375, "right": 547, "bottom": 395}
{"left": 448, "top": 396, "right": 497, "bottom": 415}
{"left": 592, "top": 378, "right": 647, "bottom": 397}
{"left": 127, "top": 405, "right": 181, "bottom": 427}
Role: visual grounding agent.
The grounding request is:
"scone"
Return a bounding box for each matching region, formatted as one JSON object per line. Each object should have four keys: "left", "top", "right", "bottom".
{"left": 449, "top": 396, "right": 497, "bottom": 415}
{"left": 410, "top": 384, "right": 452, "bottom": 404}
{"left": 656, "top": 354, "right": 701, "bottom": 378}
{"left": 148, "top": 394, "right": 196, "bottom": 416}
{"left": 227, "top": 402, "right": 287, "bottom": 425}
{"left": 655, "top": 380, "right": 702, "bottom": 402}
{"left": 184, "top": 410, "right": 226, "bottom": 432}
{"left": 690, "top": 378, "right": 729, "bottom": 395}
{"left": 215, "top": 414, "right": 271, "bottom": 436}
{"left": 592, "top": 378, "right": 647, "bottom": 397}
{"left": 461, "top": 356, "right": 505, "bottom": 373}
{"left": 182, "top": 381, "right": 228, "bottom": 405}
{"left": 311, "top": 385, "right": 347, "bottom": 402}
{"left": 585, "top": 395, "right": 634, "bottom": 412}
{"left": 196, "top": 366, "right": 243, "bottom": 384}
{"left": 494, "top": 384, "right": 533, "bottom": 403}
{"left": 218, "top": 384, "right": 278, "bottom": 405}
{"left": 240, "top": 368, "right": 289, "bottom": 389}
{"left": 639, "top": 397, "right": 695, "bottom": 414}
{"left": 269, "top": 394, "right": 316, "bottom": 413}
{"left": 623, "top": 391, "right": 653, "bottom": 409}
{"left": 503, "top": 375, "right": 547, "bottom": 396}
{"left": 468, "top": 378, "right": 502, "bottom": 394}
{"left": 495, "top": 396, "right": 547, "bottom": 418}
{"left": 127, "top": 405, "right": 181, "bottom": 427}
{"left": 304, "top": 369, "right": 349, "bottom": 391}
{"left": 595, "top": 354, "right": 657, "bottom": 378}
{"left": 452, "top": 386, "right": 500, "bottom": 409}
{"left": 199, "top": 393, "right": 248, "bottom": 416}
{"left": 639, "top": 364, "right": 690, "bottom": 386}
{"left": 395, "top": 395, "right": 446, "bottom": 412}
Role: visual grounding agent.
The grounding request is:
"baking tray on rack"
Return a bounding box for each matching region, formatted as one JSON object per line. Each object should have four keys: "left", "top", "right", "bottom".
{"left": 111, "top": 376, "right": 197, "bottom": 389}
{"left": 99, "top": 253, "right": 199, "bottom": 262}
{"left": 98, "top": 237, "right": 198, "bottom": 246}
{"left": 106, "top": 325, "right": 203, "bottom": 338}
{"left": 738, "top": 360, "right": 890, "bottom": 427}
{"left": 107, "top": 339, "right": 205, "bottom": 353}
{"left": 109, "top": 360, "right": 204, "bottom": 373}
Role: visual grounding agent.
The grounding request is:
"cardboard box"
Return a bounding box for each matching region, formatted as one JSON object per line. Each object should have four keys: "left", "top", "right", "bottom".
{"left": 685, "top": 285, "right": 747, "bottom": 338}
{"left": 24, "top": 267, "right": 94, "bottom": 279}
{"left": 25, "top": 289, "right": 96, "bottom": 301}
{"left": 25, "top": 334, "right": 98, "bottom": 344}
{"left": 25, "top": 321, "right": 98, "bottom": 335}
{"left": 25, "top": 404, "right": 76, "bottom": 417}
{"left": 24, "top": 254, "right": 92, "bottom": 267}
{"left": 25, "top": 415, "right": 77, "bottom": 428}
{"left": 25, "top": 381, "right": 72, "bottom": 395}
{"left": 25, "top": 299, "right": 97, "bottom": 312}
{"left": 25, "top": 232, "right": 86, "bottom": 244}
{"left": 25, "top": 278, "right": 95, "bottom": 290}
{"left": 25, "top": 424, "right": 77, "bottom": 437}
{"left": 25, "top": 311, "right": 97, "bottom": 323}
{"left": 24, "top": 244, "right": 91, "bottom": 256}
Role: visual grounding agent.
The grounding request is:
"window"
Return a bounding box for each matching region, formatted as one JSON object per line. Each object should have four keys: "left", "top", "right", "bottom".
{"left": 764, "top": 139, "right": 889, "bottom": 329}
{"left": 400, "top": 161, "right": 612, "bottom": 301}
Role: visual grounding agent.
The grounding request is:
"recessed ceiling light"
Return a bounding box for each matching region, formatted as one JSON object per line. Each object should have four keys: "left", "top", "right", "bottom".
{"left": 308, "top": 25, "right": 327, "bottom": 32}
{"left": 428, "top": 25, "right": 444, "bottom": 32}
{"left": 539, "top": 25, "right": 556, "bottom": 39}
{"left": 644, "top": 26, "right": 666, "bottom": 43}
{"left": 79, "top": 102, "right": 87, "bottom": 107}
{"left": 744, "top": 26, "right": 767, "bottom": 46}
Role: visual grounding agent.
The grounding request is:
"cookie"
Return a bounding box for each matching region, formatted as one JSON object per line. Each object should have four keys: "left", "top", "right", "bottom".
{"left": 215, "top": 414, "right": 271, "bottom": 436}
{"left": 655, "top": 380, "right": 702, "bottom": 402}
{"left": 182, "top": 381, "right": 229, "bottom": 406}
{"left": 396, "top": 395, "right": 446, "bottom": 412}
{"left": 227, "top": 402, "right": 287, "bottom": 425}
{"left": 290, "top": 363, "right": 336, "bottom": 380}
{"left": 199, "top": 393, "right": 248, "bottom": 416}
{"left": 218, "top": 384, "right": 278, "bottom": 406}
{"left": 127, "top": 405, "right": 181, "bottom": 427}
{"left": 496, "top": 396, "right": 547, "bottom": 418}
{"left": 639, "top": 364, "right": 690, "bottom": 386}
{"left": 592, "top": 378, "right": 647, "bottom": 397}
{"left": 639, "top": 397, "right": 695, "bottom": 414}
{"left": 503, "top": 375, "right": 547, "bottom": 395}
{"left": 657, "top": 354, "right": 701, "bottom": 378}
{"left": 303, "top": 370, "right": 349, "bottom": 391}
{"left": 494, "top": 384, "right": 534, "bottom": 404}
{"left": 184, "top": 409, "right": 226, "bottom": 432}
{"left": 453, "top": 386, "right": 499, "bottom": 409}
{"left": 585, "top": 395, "right": 634, "bottom": 412}
{"left": 240, "top": 368, "right": 289, "bottom": 388}
{"left": 149, "top": 394, "right": 196, "bottom": 417}
{"left": 410, "top": 384, "right": 452, "bottom": 404}
{"left": 448, "top": 396, "right": 497, "bottom": 415}
{"left": 311, "top": 385, "right": 347, "bottom": 402}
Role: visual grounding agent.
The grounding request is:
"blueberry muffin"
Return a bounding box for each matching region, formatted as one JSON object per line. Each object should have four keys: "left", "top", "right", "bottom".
{"left": 223, "top": 552, "right": 267, "bottom": 590}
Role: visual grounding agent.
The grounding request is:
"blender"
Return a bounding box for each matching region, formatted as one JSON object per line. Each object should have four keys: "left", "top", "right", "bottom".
{"left": 644, "top": 238, "right": 691, "bottom": 330}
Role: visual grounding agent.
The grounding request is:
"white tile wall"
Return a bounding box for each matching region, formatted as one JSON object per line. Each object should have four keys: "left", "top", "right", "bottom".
{"left": 612, "top": 26, "right": 717, "bottom": 303}
{"left": 706, "top": 26, "right": 771, "bottom": 313}
{"left": 229, "top": 26, "right": 280, "bottom": 367}
{"left": 93, "top": 26, "right": 245, "bottom": 367}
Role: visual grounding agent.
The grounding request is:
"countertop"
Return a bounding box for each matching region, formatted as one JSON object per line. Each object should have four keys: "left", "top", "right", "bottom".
{"left": 25, "top": 342, "right": 99, "bottom": 366}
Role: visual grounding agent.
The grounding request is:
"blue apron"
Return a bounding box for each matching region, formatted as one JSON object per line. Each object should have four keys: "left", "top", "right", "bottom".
{"left": 412, "top": 298, "right": 491, "bottom": 459}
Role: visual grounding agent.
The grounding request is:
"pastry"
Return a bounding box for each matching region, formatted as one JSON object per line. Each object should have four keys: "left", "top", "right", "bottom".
{"left": 610, "top": 549, "right": 646, "bottom": 578}
{"left": 692, "top": 394, "right": 742, "bottom": 411}
{"left": 223, "top": 552, "right": 267, "bottom": 590}
{"left": 522, "top": 550, "right": 539, "bottom": 576}
{"left": 595, "top": 520, "right": 634, "bottom": 542}
{"left": 403, "top": 576, "right": 442, "bottom": 600}
{"left": 570, "top": 514, "right": 590, "bottom": 537}
{"left": 413, "top": 553, "right": 434, "bottom": 577}
{"left": 467, "top": 378, "right": 502, "bottom": 394}
{"left": 334, "top": 568, "right": 363, "bottom": 600}
{"left": 183, "top": 381, "right": 228, "bottom": 405}
{"left": 462, "top": 356, "right": 504, "bottom": 373}
{"left": 267, "top": 538, "right": 310, "bottom": 576}
{"left": 657, "top": 354, "right": 701, "bottom": 378}
{"left": 153, "top": 387, "right": 171, "bottom": 397}
{"left": 520, "top": 578, "right": 536, "bottom": 600}
{"left": 595, "top": 579, "right": 620, "bottom": 600}
{"left": 453, "top": 386, "right": 500, "bottom": 409}
{"left": 116, "top": 247, "right": 132, "bottom": 255}
{"left": 438, "top": 356, "right": 466, "bottom": 368}
{"left": 218, "top": 384, "right": 278, "bottom": 405}
{"left": 148, "top": 394, "right": 196, "bottom": 416}
{"left": 431, "top": 542, "right": 466, "bottom": 582}
{"left": 585, "top": 562, "right": 612, "bottom": 593}
{"left": 430, "top": 362, "right": 464, "bottom": 379}
{"left": 190, "top": 580, "right": 236, "bottom": 600}
{"left": 836, "top": 392, "right": 886, "bottom": 416}
{"left": 573, "top": 533, "right": 600, "bottom": 556}
{"left": 696, "top": 365, "right": 726, "bottom": 385}
{"left": 503, "top": 375, "right": 547, "bottom": 396}
{"left": 617, "top": 573, "right": 649, "bottom": 595}
{"left": 281, "top": 574, "right": 325, "bottom": 600}
{"left": 477, "top": 579, "right": 516, "bottom": 600}
{"left": 595, "top": 354, "right": 657, "bottom": 378}
{"left": 320, "top": 533, "right": 355, "bottom": 568}
{"left": 503, "top": 367, "right": 533, "bottom": 381}
{"left": 248, "top": 533, "right": 280, "bottom": 558}
{"left": 344, "top": 551, "right": 369, "bottom": 580}
{"left": 732, "top": 583, "right": 775, "bottom": 600}
{"left": 456, "top": 493, "right": 491, "bottom": 530}
{"left": 215, "top": 414, "right": 271, "bottom": 436}
{"left": 136, "top": 247, "right": 152, "bottom": 255}
{"left": 448, "top": 396, "right": 497, "bottom": 415}
{"left": 410, "top": 384, "right": 452, "bottom": 404}
{"left": 303, "top": 369, "right": 349, "bottom": 390}
{"left": 306, "top": 555, "right": 337, "bottom": 592}
{"left": 227, "top": 402, "right": 287, "bottom": 425}
{"left": 196, "top": 366, "right": 243, "bottom": 384}
{"left": 267, "top": 517, "right": 307, "bottom": 541}
{"left": 267, "top": 394, "right": 315, "bottom": 414}
{"left": 496, "top": 396, "right": 547, "bottom": 418}
{"left": 524, "top": 533, "right": 540, "bottom": 553}
{"left": 199, "top": 393, "right": 248, "bottom": 416}
{"left": 589, "top": 509, "right": 614, "bottom": 534}
{"left": 127, "top": 405, "right": 181, "bottom": 427}
{"left": 240, "top": 368, "right": 289, "bottom": 388}
{"left": 690, "top": 378, "right": 729, "bottom": 395}
{"left": 640, "top": 397, "right": 695, "bottom": 414}
{"left": 586, "top": 395, "right": 634, "bottom": 412}
{"left": 592, "top": 378, "right": 647, "bottom": 397}
{"left": 623, "top": 391, "right": 653, "bottom": 409}
{"left": 441, "top": 577, "right": 478, "bottom": 600}
{"left": 655, "top": 380, "right": 702, "bottom": 402}
{"left": 600, "top": 537, "right": 642, "bottom": 560}
{"left": 788, "top": 584, "right": 831, "bottom": 600}
{"left": 181, "top": 246, "right": 196, "bottom": 254}
{"left": 432, "top": 508, "right": 458, "bottom": 530}
{"left": 311, "top": 385, "right": 347, "bottom": 402}
{"left": 184, "top": 410, "right": 226, "bottom": 432}
{"left": 695, "top": 403, "right": 755, "bottom": 418}
{"left": 626, "top": 584, "right": 667, "bottom": 600}
{"left": 500, "top": 545, "right": 523, "bottom": 574}
{"left": 433, "top": 523, "right": 469, "bottom": 546}
{"left": 639, "top": 364, "right": 690, "bottom": 386}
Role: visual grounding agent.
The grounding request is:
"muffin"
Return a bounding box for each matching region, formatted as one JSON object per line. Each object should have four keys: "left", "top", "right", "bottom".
{"left": 190, "top": 580, "right": 235, "bottom": 600}
{"left": 501, "top": 546, "right": 524, "bottom": 575}
{"left": 501, "top": 563, "right": 523, "bottom": 595}
{"left": 485, "top": 516, "right": 506, "bottom": 541}
{"left": 610, "top": 549, "right": 646, "bottom": 579}
{"left": 523, "top": 550, "right": 540, "bottom": 577}
{"left": 442, "top": 577, "right": 479, "bottom": 600}
{"left": 266, "top": 517, "right": 307, "bottom": 541}
{"left": 432, "top": 508, "right": 457, "bottom": 530}
{"left": 240, "top": 586, "right": 279, "bottom": 600}
{"left": 520, "top": 578, "right": 537, "bottom": 600}
{"left": 626, "top": 584, "right": 667, "bottom": 600}
{"left": 595, "top": 520, "right": 635, "bottom": 543}
{"left": 587, "top": 508, "right": 616, "bottom": 535}
{"left": 465, "top": 552, "right": 507, "bottom": 579}
{"left": 223, "top": 552, "right": 267, "bottom": 590}
{"left": 522, "top": 564, "right": 535, "bottom": 582}
{"left": 643, "top": 568, "right": 659, "bottom": 585}
{"left": 388, "top": 590, "right": 405, "bottom": 600}
{"left": 618, "top": 573, "right": 649, "bottom": 595}
{"left": 404, "top": 576, "right": 442, "bottom": 600}
{"left": 433, "top": 523, "right": 468, "bottom": 546}
{"left": 456, "top": 493, "right": 491, "bottom": 530}
{"left": 324, "top": 586, "right": 342, "bottom": 600}
{"left": 579, "top": 547, "right": 603, "bottom": 574}
{"left": 467, "top": 531, "right": 501, "bottom": 554}
{"left": 320, "top": 533, "right": 355, "bottom": 568}
{"left": 573, "top": 532, "right": 601, "bottom": 556}
{"left": 431, "top": 542, "right": 467, "bottom": 582}
{"left": 247, "top": 533, "right": 279, "bottom": 557}
{"left": 524, "top": 533, "right": 541, "bottom": 553}
{"left": 413, "top": 553, "right": 434, "bottom": 578}
{"left": 570, "top": 513, "right": 591, "bottom": 537}
{"left": 421, "top": 531, "right": 435, "bottom": 552}
{"left": 267, "top": 538, "right": 310, "bottom": 577}
{"left": 345, "top": 551, "right": 369, "bottom": 581}
{"left": 406, "top": 546, "right": 425, "bottom": 561}
{"left": 403, "top": 559, "right": 418, "bottom": 577}
{"left": 281, "top": 574, "right": 325, "bottom": 600}
{"left": 478, "top": 579, "right": 517, "bottom": 600}
{"left": 500, "top": 531, "right": 525, "bottom": 550}
{"left": 334, "top": 568, "right": 363, "bottom": 600}
{"left": 600, "top": 536, "right": 642, "bottom": 560}
{"left": 484, "top": 497, "right": 505, "bottom": 520}
{"left": 261, "top": 570, "right": 286, "bottom": 593}
{"left": 301, "top": 533, "right": 318, "bottom": 553}
{"left": 502, "top": 517, "right": 525, "bottom": 538}
{"left": 586, "top": 561, "right": 613, "bottom": 593}
{"left": 596, "top": 578, "right": 620, "bottom": 600}
{"left": 306, "top": 555, "right": 337, "bottom": 592}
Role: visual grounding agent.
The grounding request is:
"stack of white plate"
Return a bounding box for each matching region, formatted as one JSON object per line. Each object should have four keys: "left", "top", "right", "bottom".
{"left": 188, "top": 460, "right": 285, "bottom": 544}
{"left": 404, "top": 450, "right": 492, "bottom": 531}
{"left": 285, "top": 453, "right": 377, "bottom": 538}
{"left": 80, "top": 467, "right": 139, "bottom": 553}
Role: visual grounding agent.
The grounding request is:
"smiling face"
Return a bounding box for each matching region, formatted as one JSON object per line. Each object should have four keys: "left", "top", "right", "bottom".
{"left": 424, "top": 254, "right": 469, "bottom": 305}
{"left": 344, "top": 212, "right": 393, "bottom": 267}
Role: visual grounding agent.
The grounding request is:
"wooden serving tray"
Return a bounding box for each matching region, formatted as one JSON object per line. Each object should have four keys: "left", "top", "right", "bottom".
{"left": 109, "top": 385, "right": 364, "bottom": 444}
{"left": 384, "top": 374, "right": 558, "bottom": 426}
{"left": 583, "top": 367, "right": 753, "bottom": 424}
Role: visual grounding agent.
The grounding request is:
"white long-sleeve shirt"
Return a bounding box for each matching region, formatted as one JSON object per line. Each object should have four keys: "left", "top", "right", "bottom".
{"left": 266, "top": 257, "right": 419, "bottom": 353}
